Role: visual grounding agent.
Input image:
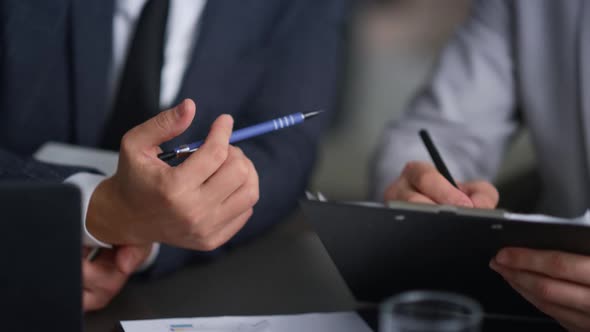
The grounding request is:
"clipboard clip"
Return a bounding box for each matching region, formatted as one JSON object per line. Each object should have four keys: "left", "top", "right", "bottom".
{"left": 386, "top": 201, "right": 506, "bottom": 219}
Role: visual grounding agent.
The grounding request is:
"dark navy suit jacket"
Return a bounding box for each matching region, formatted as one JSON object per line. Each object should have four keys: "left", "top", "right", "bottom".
{"left": 0, "top": 0, "right": 350, "bottom": 275}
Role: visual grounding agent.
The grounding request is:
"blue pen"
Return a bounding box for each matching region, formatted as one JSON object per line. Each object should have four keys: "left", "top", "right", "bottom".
{"left": 158, "top": 110, "right": 324, "bottom": 161}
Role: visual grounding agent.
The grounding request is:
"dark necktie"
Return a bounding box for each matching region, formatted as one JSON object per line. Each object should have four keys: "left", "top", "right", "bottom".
{"left": 101, "top": 0, "right": 170, "bottom": 150}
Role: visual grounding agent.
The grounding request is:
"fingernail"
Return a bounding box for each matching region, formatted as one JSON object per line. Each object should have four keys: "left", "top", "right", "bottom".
{"left": 175, "top": 102, "right": 187, "bottom": 118}
{"left": 224, "top": 114, "right": 234, "bottom": 126}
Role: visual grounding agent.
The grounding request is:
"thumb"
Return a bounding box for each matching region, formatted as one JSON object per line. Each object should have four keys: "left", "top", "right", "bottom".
{"left": 115, "top": 244, "right": 151, "bottom": 275}
{"left": 125, "top": 99, "right": 196, "bottom": 149}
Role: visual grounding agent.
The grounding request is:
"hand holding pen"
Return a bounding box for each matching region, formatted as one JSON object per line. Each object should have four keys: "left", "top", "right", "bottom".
{"left": 84, "top": 99, "right": 325, "bottom": 312}
{"left": 85, "top": 99, "right": 259, "bottom": 256}
{"left": 87, "top": 101, "right": 323, "bottom": 261}
{"left": 382, "top": 129, "right": 499, "bottom": 209}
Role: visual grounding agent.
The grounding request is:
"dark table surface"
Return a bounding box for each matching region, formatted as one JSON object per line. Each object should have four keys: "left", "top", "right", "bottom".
{"left": 85, "top": 211, "right": 564, "bottom": 332}
{"left": 85, "top": 213, "right": 359, "bottom": 332}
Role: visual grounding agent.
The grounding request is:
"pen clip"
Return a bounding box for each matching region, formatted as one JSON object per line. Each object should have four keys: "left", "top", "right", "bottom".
{"left": 304, "top": 191, "right": 328, "bottom": 202}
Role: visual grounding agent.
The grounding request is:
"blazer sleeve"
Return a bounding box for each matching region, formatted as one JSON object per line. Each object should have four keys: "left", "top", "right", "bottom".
{"left": 0, "top": 6, "right": 93, "bottom": 182}
{"left": 0, "top": 149, "right": 98, "bottom": 181}
{"left": 229, "top": 0, "right": 351, "bottom": 241}
{"left": 370, "top": 0, "right": 521, "bottom": 200}
{"left": 148, "top": 0, "right": 352, "bottom": 277}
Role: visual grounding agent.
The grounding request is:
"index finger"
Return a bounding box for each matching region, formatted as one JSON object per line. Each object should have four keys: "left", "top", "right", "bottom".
{"left": 495, "top": 247, "right": 590, "bottom": 286}
{"left": 176, "top": 114, "right": 234, "bottom": 183}
{"left": 403, "top": 161, "right": 473, "bottom": 207}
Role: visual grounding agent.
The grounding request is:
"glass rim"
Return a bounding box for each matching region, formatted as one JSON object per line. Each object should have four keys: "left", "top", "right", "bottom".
{"left": 380, "top": 290, "right": 484, "bottom": 330}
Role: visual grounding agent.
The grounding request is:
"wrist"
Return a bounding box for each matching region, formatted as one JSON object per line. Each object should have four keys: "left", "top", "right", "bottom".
{"left": 87, "top": 177, "right": 141, "bottom": 245}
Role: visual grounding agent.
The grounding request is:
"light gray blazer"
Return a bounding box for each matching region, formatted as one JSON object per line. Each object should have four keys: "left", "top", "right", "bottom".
{"left": 371, "top": 0, "right": 590, "bottom": 218}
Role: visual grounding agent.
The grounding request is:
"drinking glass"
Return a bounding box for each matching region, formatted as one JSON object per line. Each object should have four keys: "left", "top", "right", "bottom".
{"left": 379, "top": 290, "right": 483, "bottom": 332}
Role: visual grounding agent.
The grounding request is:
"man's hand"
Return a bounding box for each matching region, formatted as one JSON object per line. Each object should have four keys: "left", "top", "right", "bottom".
{"left": 87, "top": 99, "right": 260, "bottom": 251}
{"left": 383, "top": 161, "right": 499, "bottom": 209}
{"left": 82, "top": 245, "right": 151, "bottom": 312}
{"left": 491, "top": 248, "right": 590, "bottom": 332}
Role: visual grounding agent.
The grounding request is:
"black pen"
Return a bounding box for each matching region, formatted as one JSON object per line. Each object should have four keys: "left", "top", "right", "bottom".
{"left": 419, "top": 129, "right": 458, "bottom": 188}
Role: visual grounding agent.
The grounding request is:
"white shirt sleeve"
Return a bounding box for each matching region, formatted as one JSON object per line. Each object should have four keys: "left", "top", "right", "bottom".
{"left": 64, "top": 172, "right": 112, "bottom": 248}
{"left": 137, "top": 243, "right": 161, "bottom": 272}
{"left": 65, "top": 172, "right": 161, "bottom": 271}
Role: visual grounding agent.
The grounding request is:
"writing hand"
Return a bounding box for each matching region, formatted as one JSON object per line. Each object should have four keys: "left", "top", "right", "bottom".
{"left": 383, "top": 161, "right": 498, "bottom": 209}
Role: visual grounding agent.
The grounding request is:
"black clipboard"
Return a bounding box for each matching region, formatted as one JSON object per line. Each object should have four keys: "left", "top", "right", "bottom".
{"left": 301, "top": 199, "right": 590, "bottom": 318}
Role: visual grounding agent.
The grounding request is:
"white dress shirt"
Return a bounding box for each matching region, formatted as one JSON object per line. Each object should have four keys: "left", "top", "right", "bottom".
{"left": 65, "top": 0, "right": 207, "bottom": 268}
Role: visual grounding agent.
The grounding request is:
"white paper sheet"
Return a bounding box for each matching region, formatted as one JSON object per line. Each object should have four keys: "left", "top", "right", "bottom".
{"left": 504, "top": 210, "right": 590, "bottom": 225}
{"left": 120, "top": 312, "right": 372, "bottom": 332}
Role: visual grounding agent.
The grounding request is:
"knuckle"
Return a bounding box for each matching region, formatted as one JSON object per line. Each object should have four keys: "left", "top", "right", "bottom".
{"left": 210, "top": 144, "right": 229, "bottom": 165}
{"left": 155, "top": 183, "right": 176, "bottom": 207}
{"left": 535, "top": 280, "right": 556, "bottom": 301}
{"left": 154, "top": 112, "right": 173, "bottom": 132}
{"left": 200, "top": 237, "right": 222, "bottom": 252}
{"left": 163, "top": 194, "right": 178, "bottom": 210}
{"left": 401, "top": 162, "right": 416, "bottom": 177}
{"left": 248, "top": 159, "right": 259, "bottom": 180}
{"left": 185, "top": 210, "right": 205, "bottom": 230}
{"left": 228, "top": 146, "right": 244, "bottom": 158}
{"left": 548, "top": 252, "right": 569, "bottom": 275}
{"left": 234, "top": 158, "right": 250, "bottom": 179}
{"left": 155, "top": 173, "right": 183, "bottom": 205}
{"left": 414, "top": 171, "right": 435, "bottom": 191}
{"left": 189, "top": 223, "right": 207, "bottom": 240}
{"left": 246, "top": 186, "right": 260, "bottom": 206}
{"left": 232, "top": 146, "right": 244, "bottom": 156}
{"left": 119, "top": 132, "right": 134, "bottom": 154}
{"left": 384, "top": 179, "right": 402, "bottom": 201}
{"left": 476, "top": 181, "right": 499, "bottom": 200}
{"left": 403, "top": 161, "right": 424, "bottom": 175}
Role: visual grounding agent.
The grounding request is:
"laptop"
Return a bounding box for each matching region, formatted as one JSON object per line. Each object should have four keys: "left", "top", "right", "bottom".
{"left": 0, "top": 183, "right": 82, "bottom": 331}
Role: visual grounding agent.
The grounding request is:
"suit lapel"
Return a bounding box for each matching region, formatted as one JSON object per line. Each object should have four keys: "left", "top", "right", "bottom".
{"left": 174, "top": 0, "right": 241, "bottom": 109}
{"left": 2, "top": 1, "right": 68, "bottom": 120}
{"left": 579, "top": 0, "right": 590, "bottom": 174}
{"left": 167, "top": 0, "right": 269, "bottom": 150}
{"left": 71, "top": 0, "right": 113, "bottom": 146}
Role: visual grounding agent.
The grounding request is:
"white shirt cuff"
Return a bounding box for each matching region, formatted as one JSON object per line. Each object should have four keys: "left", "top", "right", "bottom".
{"left": 137, "top": 243, "right": 161, "bottom": 273}
{"left": 64, "top": 172, "right": 112, "bottom": 248}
